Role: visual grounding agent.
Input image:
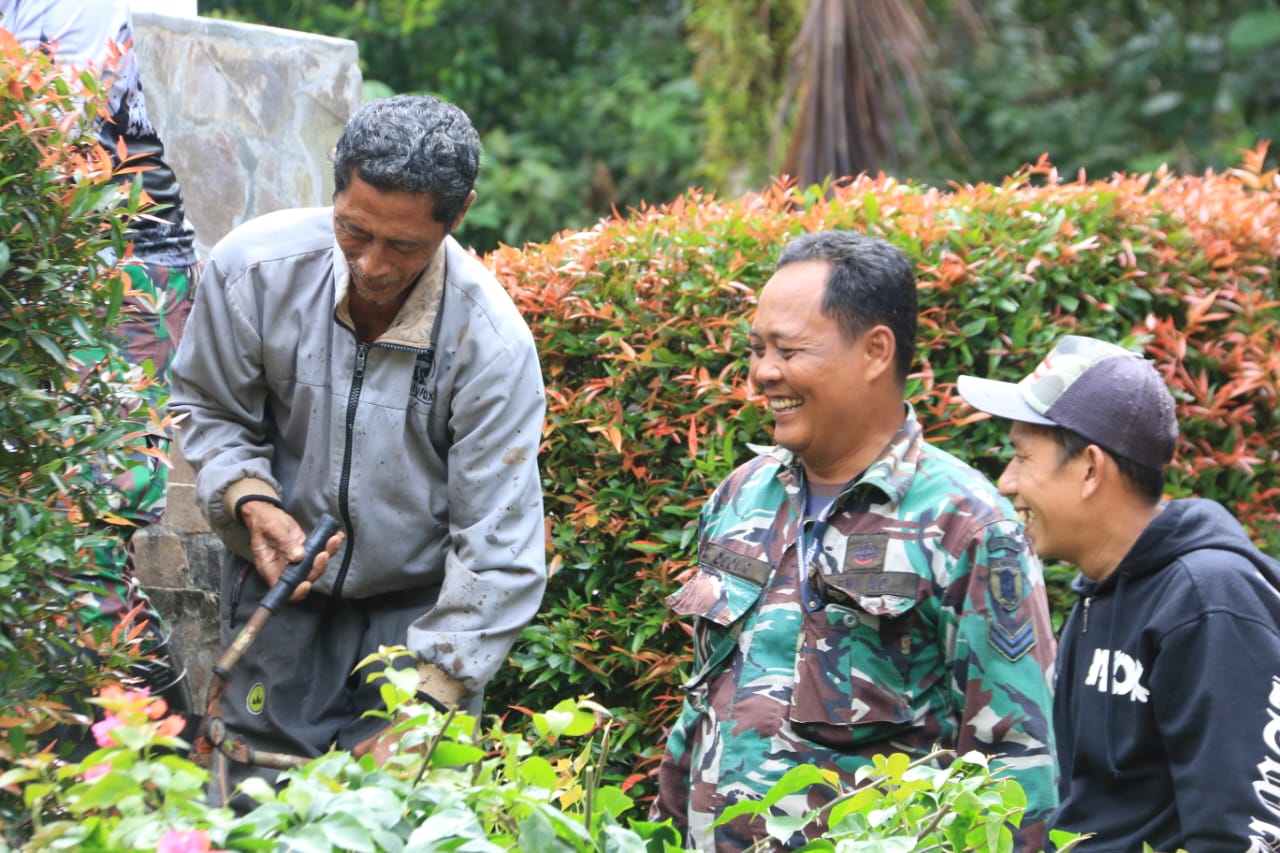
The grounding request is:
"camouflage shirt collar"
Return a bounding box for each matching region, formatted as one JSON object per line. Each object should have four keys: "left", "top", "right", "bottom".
{"left": 748, "top": 403, "right": 923, "bottom": 506}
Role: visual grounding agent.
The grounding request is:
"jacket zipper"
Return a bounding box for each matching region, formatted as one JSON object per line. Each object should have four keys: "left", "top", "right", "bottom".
{"left": 332, "top": 341, "right": 369, "bottom": 598}
{"left": 1082, "top": 596, "right": 1092, "bottom": 634}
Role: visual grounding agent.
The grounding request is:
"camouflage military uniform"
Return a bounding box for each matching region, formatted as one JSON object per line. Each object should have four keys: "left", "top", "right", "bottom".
{"left": 653, "top": 406, "right": 1057, "bottom": 852}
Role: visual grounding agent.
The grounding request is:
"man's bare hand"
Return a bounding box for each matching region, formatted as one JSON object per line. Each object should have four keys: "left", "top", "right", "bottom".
{"left": 241, "top": 501, "right": 344, "bottom": 601}
{"left": 352, "top": 719, "right": 404, "bottom": 765}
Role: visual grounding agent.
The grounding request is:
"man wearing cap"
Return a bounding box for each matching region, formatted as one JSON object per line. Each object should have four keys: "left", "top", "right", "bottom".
{"left": 958, "top": 334, "right": 1280, "bottom": 851}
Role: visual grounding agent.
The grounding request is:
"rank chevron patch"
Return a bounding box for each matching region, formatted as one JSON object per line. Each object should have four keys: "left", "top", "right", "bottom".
{"left": 989, "top": 619, "right": 1036, "bottom": 662}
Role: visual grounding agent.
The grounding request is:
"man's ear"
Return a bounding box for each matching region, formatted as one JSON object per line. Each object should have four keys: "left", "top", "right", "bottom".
{"left": 862, "top": 325, "right": 897, "bottom": 382}
{"left": 1079, "top": 444, "right": 1109, "bottom": 500}
{"left": 449, "top": 190, "right": 477, "bottom": 233}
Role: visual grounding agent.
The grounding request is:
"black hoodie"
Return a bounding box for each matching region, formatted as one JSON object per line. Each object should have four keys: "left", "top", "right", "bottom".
{"left": 1051, "top": 498, "right": 1280, "bottom": 851}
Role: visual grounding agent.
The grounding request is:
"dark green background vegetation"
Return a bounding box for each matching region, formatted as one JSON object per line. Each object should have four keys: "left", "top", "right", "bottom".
{"left": 204, "top": 0, "right": 1280, "bottom": 253}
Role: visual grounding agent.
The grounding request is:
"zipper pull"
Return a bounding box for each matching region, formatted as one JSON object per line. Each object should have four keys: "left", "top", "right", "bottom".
{"left": 354, "top": 342, "right": 369, "bottom": 378}
{"left": 1082, "top": 596, "right": 1091, "bottom": 634}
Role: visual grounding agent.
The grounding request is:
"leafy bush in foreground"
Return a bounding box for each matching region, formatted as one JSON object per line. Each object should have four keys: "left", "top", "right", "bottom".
{"left": 1, "top": 653, "right": 1078, "bottom": 852}
{"left": 0, "top": 26, "right": 156, "bottom": 831}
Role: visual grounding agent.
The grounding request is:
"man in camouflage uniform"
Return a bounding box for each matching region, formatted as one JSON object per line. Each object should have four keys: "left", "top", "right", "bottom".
{"left": 652, "top": 231, "right": 1057, "bottom": 851}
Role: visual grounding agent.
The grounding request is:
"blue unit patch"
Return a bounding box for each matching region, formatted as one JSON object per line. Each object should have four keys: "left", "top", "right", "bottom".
{"left": 991, "top": 562, "right": 1026, "bottom": 611}
{"left": 989, "top": 560, "right": 1034, "bottom": 660}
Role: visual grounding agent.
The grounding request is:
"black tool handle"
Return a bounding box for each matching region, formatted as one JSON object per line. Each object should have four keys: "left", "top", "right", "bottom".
{"left": 259, "top": 512, "right": 341, "bottom": 614}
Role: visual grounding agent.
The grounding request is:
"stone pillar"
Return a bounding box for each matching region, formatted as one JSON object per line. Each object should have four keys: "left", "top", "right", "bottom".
{"left": 133, "top": 11, "right": 362, "bottom": 260}
{"left": 129, "top": 12, "right": 362, "bottom": 704}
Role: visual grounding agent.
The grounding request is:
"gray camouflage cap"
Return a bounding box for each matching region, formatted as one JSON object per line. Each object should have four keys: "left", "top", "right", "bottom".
{"left": 957, "top": 335, "right": 1178, "bottom": 470}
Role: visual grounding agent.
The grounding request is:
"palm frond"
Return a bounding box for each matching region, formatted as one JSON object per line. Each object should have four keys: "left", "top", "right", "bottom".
{"left": 780, "top": 0, "right": 978, "bottom": 186}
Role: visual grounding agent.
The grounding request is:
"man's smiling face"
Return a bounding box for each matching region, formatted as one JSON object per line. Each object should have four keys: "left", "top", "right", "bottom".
{"left": 748, "top": 260, "right": 879, "bottom": 483}
{"left": 998, "top": 421, "right": 1089, "bottom": 563}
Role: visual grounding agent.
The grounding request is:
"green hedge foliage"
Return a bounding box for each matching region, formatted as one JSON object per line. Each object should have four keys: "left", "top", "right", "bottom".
{"left": 0, "top": 27, "right": 151, "bottom": 828}
{"left": 486, "top": 148, "right": 1280, "bottom": 798}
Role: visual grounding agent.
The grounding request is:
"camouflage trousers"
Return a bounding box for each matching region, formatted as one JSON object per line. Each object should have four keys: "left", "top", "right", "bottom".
{"left": 84, "top": 262, "right": 197, "bottom": 526}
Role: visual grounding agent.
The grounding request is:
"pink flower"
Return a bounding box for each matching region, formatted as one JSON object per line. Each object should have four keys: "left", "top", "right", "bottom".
{"left": 156, "top": 714, "right": 186, "bottom": 739}
{"left": 157, "top": 829, "right": 213, "bottom": 853}
{"left": 97, "top": 684, "right": 126, "bottom": 704}
{"left": 145, "top": 693, "right": 169, "bottom": 720}
{"left": 82, "top": 762, "right": 110, "bottom": 781}
{"left": 90, "top": 713, "right": 123, "bottom": 748}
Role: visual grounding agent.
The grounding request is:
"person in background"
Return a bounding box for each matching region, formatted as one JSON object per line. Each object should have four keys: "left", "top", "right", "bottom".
{"left": 958, "top": 334, "right": 1280, "bottom": 851}
{"left": 0, "top": 0, "right": 201, "bottom": 737}
{"left": 653, "top": 229, "right": 1058, "bottom": 851}
{"left": 171, "top": 94, "right": 547, "bottom": 807}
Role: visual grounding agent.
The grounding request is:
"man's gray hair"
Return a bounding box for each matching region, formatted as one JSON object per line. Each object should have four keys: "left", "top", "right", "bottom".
{"left": 332, "top": 94, "right": 481, "bottom": 227}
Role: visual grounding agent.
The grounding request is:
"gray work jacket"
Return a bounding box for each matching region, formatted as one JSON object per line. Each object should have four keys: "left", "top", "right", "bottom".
{"left": 171, "top": 207, "right": 547, "bottom": 698}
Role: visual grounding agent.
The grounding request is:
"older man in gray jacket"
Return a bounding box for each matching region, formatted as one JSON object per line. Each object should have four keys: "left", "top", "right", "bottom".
{"left": 171, "top": 95, "right": 547, "bottom": 803}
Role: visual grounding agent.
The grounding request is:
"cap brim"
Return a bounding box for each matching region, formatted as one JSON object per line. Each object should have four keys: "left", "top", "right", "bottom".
{"left": 956, "top": 375, "right": 1056, "bottom": 425}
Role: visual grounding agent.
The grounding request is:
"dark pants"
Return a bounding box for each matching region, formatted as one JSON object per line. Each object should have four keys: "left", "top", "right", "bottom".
{"left": 206, "top": 555, "right": 454, "bottom": 809}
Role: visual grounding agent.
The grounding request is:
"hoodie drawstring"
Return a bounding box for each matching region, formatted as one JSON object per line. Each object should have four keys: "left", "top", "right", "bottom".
{"left": 1103, "top": 572, "right": 1129, "bottom": 781}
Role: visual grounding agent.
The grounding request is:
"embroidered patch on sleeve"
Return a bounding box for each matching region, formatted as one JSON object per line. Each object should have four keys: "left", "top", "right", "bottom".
{"left": 987, "top": 537, "right": 1036, "bottom": 661}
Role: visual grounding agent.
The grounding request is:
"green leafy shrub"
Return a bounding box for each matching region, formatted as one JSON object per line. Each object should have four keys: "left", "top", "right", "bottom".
{"left": 0, "top": 26, "right": 154, "bottom": 834}
{"left": 713, "top": 751, "right": 1087, "bottom": 853}
{"left": 486, "top": 147, "right": 1280, "bottom": 800}
{"left": 1, "top": 653, "right": 1070, "bottom": 851}
{"left": 925, "top": 0, "right": 1280, "bottom": 183}
{"left": 2, "top": 665, "right": 677, "bottom": 852}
